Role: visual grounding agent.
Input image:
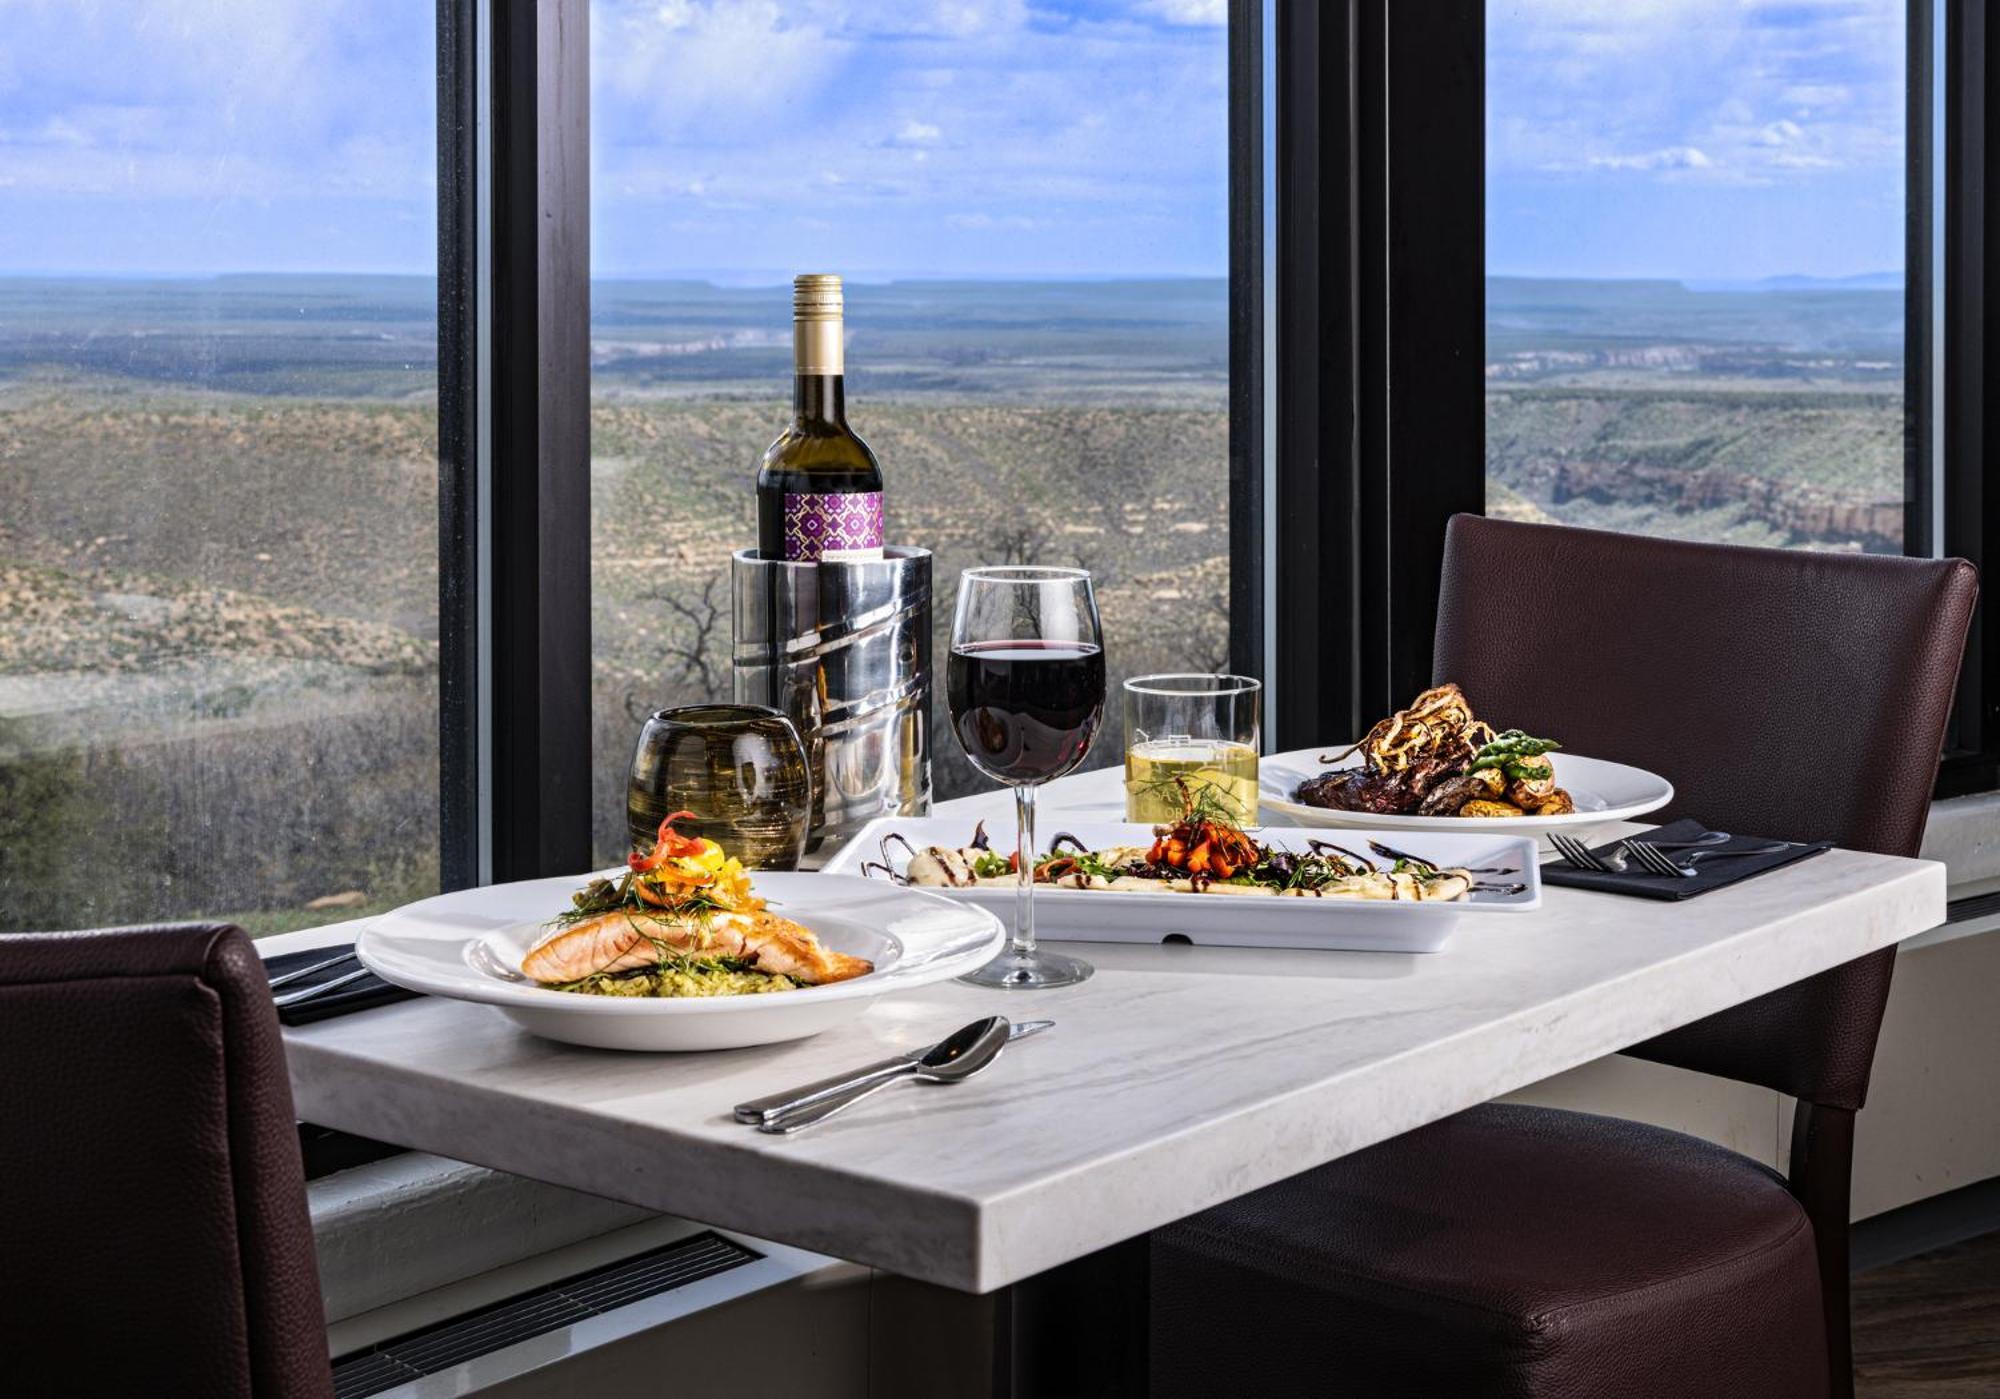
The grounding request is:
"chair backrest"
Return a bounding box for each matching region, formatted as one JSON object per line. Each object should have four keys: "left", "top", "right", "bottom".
{"left": 1434, "top": 515, "right": 1978, "bottom": 1108}
{"left": 0, "top": 923, "right": 333, "bottom": 1398}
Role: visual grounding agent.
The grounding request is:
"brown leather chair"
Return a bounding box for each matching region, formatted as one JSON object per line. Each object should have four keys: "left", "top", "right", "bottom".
{"left": 0, "top": 923, "right": 335, "bottom": 1398}
{"left": 1152, "top": 517, "right": 1979, "bottom": 1399}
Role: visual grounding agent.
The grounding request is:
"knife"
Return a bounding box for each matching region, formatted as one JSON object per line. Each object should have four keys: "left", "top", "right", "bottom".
{"left": 273, "top": 964, "right": 373, "bottom": 1009}
{"left": 734, "top": 1019, "right": 1054, "bottom": 1124}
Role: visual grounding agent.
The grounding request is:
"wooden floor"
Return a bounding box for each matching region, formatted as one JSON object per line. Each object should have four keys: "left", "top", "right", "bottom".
{"left": 1854, "top": 1230, "right": 2000, "bottom": 1397}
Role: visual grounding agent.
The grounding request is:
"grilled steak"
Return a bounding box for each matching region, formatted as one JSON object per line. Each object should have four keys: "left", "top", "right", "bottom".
{"left": 1296, "top": 769, "right": 1412, "bottom": 814}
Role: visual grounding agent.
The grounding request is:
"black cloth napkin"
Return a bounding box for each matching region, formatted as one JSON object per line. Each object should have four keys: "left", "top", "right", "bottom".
{"left": 1540, "top": 818, "right": 1830, "bottom": 901}
{"left": 263, "top": 943, "right": 420, "bottom": 1026}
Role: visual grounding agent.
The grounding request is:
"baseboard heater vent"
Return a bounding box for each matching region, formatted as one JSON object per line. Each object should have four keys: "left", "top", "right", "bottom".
{"left": 1945, "top": 889, "right": 2000, "bottom": 924}
{"left": 330, "top": 1230, "right": 761, "bottom": 1399}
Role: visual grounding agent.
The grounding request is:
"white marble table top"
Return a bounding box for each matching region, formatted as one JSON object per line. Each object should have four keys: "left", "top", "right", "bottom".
{"left": 277, "top": 764, "right": 1946, "bottom": 1293}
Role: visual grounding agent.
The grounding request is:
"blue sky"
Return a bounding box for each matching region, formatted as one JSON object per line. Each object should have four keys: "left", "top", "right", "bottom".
{"left": 0, "top": 0, "right": 1903, "bottom": 283}
{"left": 591, "top": 0, "right": 1230, "bottom": 279}
{"left": 0, "top": 0, "right": 438, "bottom": 276}
{"left": 1488, "top": 0, "right": 1906, "bottom": 280}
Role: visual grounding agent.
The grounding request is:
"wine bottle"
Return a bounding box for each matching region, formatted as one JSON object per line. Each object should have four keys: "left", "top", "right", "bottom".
{"left": 756, "top": 273, "right": 885, "bottom": 562}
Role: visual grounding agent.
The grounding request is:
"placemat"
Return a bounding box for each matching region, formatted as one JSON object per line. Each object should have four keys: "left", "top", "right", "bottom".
{"left": 264, "top": 943, "right": 419, "bottom": 1026}
{"left": 1541, "top": 818, "right": 1830, "bottom": 901}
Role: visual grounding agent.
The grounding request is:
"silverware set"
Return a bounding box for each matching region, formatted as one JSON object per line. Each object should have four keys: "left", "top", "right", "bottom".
{"left": 737, "top": 1016, "right": 1053, "bottom": 1134}
{"left": 1549, "top": 830, "right": 1793, "bottom": 879}
{"left": 266, "top": 950, "right": 371, "bottom": 1009}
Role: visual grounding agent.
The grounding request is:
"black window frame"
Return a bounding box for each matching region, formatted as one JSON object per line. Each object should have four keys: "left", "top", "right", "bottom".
{"left": 1936, "top": 0, "right": 2000, "bottom": 796}
{"left": 438, "top": 0, "right": 594, "bottom": 889}
{"left": 1265, "top": 0, "right": 1485, "bottom": 751}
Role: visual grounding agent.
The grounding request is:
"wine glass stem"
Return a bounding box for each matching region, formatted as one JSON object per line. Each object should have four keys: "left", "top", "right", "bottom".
{"left": 1013, "top": 782, "right": 1038, "bottom": 957}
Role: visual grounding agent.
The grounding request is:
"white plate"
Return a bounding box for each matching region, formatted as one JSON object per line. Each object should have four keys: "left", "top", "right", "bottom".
{"left": 1258, "top": 747, "right": 1674, "bottom": 835}
{"left": 820, "top": 819, "right": 1539, "bottom": 954}
{"left": 355, "top": 872, "right": 1005, "bottom": 1052}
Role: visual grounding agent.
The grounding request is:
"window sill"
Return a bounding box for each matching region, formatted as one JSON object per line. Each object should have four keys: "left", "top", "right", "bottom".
{"left": 1921, "top": 788, "right": 2000, "bottom": 887}
{"left": 310, "top": 1149, "right": 653, "bottom": 1329}
{"left": 1912, "top": 790, "right": 2000, "bottom": 950}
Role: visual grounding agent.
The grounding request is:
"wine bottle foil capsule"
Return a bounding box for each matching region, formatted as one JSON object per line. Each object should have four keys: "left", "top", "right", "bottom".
{"left": 731, "top": 546, "right": 933, "bottom": 847}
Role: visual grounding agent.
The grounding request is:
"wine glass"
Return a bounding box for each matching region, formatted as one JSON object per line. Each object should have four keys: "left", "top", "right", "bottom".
{"left": 946, "top": 566, "right": 1106, "bottom": 989}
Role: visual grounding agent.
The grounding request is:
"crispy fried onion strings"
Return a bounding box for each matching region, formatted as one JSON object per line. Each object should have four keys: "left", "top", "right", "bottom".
{"left": 1319, "top": 682, "right": 1495, "bottom": 773}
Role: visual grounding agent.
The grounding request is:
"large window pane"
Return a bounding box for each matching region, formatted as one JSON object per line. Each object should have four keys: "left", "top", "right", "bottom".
{"left": 0, "top": 2, "right": 438, "bottom": 932}
{"left": 1486, "top": 1, "right": 1907, "bottom": 553}
{"left": 589, "top": 1, "right": 1230, "bottom": 857}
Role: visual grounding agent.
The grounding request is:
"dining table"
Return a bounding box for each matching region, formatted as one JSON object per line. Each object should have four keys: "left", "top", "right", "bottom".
{"left": 269, "top": 764, "right": 1947, "bottom": 1397}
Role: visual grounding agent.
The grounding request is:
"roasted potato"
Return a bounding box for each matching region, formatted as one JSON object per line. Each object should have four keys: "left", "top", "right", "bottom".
{"left": 1459, "top": 799, "right": 1525, "bottom": 818}
{"left": 1468, "top": 766, "right": 1506, "bottom": 797}
{"left": 1531, "top": 790, "right": 1576, "bottom": 816}
{"left": 1504, "top": 760, "right": 1557, "bottom": 807}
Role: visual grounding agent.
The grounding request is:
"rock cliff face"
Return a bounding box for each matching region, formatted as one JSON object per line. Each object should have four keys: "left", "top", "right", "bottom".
{"left": 1545, "top": 459, "right": 1902, "bottom": 552}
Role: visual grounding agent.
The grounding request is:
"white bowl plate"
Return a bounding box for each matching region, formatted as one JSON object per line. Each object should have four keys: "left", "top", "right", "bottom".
{"left": 355, "top": 871, "right": 1005, "bottom": 1052}
{"left": 821, "top": 819, "right": 1540, "bottom": 954}
{"left": 1257, "top": 747, "right": 1673, "bottom": 836}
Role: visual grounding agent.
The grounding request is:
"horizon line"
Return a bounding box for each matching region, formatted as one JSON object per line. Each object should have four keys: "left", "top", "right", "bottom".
{"left": 0, "top": 268, "right": 1907, "bottom": 288}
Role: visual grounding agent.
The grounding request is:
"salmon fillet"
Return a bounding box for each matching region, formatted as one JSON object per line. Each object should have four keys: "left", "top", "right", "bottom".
{"left": 521, "top": 907, "right": 873, "bottom": 986}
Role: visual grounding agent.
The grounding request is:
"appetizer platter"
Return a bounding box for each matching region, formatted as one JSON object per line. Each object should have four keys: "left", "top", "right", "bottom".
{"left": 820, "top": 786, "right": 1540, "bottom": 953}
{"left": 1259, "top": 684, "right": 1673, "bottom": 834}
{"left": 355, "top": 814, "right": 1004, "bottom": 1051}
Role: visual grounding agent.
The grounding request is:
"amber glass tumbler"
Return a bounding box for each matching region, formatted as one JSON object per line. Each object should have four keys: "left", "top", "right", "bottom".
{"left": 627, "top": 704, "right": 812, "bottom": 870}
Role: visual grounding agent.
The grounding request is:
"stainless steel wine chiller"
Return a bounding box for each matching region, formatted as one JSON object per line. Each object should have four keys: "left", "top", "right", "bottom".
{"left": 731, "top": 547, "right": 932, "bottom": 846}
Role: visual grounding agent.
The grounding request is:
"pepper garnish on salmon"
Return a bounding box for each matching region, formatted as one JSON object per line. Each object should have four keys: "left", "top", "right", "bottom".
{"left": 523, "top": 812, "right": 872, "bottom": 993}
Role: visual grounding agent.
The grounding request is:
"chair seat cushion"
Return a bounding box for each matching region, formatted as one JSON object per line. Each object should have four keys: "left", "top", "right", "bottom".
{"left": 1151, "top": 1103, "right": 1830, "bottom": 1399}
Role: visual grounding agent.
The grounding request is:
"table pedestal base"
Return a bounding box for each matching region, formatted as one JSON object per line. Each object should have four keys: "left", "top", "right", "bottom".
{"left": 871, "top": 1238, "right": 1150, "bottom": 1398}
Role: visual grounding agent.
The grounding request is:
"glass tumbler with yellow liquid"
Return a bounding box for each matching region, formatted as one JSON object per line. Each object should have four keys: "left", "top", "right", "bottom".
{"left": 1123, "top": 673, "right": 1262, "bottom": 824}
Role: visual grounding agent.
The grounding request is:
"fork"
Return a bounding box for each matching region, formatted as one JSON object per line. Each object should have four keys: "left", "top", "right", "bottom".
{"left": 1550, "top": 829, "right": 1738, "bottom": 873}
{"left": 1549, "top": 832, "right": 1619, "bottom": 872}
{"left": 1624, "top": 839, "right": 1792, "bottom": 879}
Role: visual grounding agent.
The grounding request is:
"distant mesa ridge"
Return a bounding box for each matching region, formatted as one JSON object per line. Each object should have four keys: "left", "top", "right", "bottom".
{"left": 1488, "top": 271, "right": 1903, "bottom": 296}
{"left": 1547, "top": 459, "right": 1902, "bottom": 553}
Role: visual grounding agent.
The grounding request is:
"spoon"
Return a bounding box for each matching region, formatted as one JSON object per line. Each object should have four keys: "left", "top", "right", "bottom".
{"left": 736, "top": 1018, "right": 1053, "bottom": 1123}
{"left": 758, "top": 1016, "right": 1012, "bottom": 1134}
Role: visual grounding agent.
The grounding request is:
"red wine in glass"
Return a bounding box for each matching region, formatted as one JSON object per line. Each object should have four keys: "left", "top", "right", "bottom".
{"left": 946, "top": 640, "right": 1106, "bottom": 785}
{"left": 946, "top": 566, "right": 1104, "bottom": 990}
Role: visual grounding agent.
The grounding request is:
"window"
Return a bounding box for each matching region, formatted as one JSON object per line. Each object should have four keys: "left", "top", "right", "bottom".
{"left": 0, "top": 2, "right": 439, "bottom": 931}
{"left": 1485, "top": 1, "right": 1911, "bottom": 554}
{"left": 586, "top": 0, "right": 1233, "bottom": 858}
{"left": 1261, "top": 0, "right": 1990, "bottom": 789}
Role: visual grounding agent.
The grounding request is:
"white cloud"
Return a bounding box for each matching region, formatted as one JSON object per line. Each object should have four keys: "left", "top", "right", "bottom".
{"left": 0, "top": 0, "right": 432, "bottom": 203}
{"left": 1784, "top": 84, "right": 1853, "bottom": 112}
{"left": 1136, "top": 0, "right": 1227, "bottom": 25}
{"left": 948, "top": 211, "right": 1043, "bottom": 230}
{"left": 593, "top": 1, "right": 851, "bottom": 142}
{"left": 1588, "top": 145, "right": 1713, "bottom": 172}
{"left": 0, "top": 0, "right": 1229, "bottom": 275}
{"left": 888, "top": 120, "right": 944, "bottom": 147}
{"left": 1489, "top": 0, "right": 1901, "bottom": 189}
{"left": 589, "top": 0, "right": 1229, "bottom": 275}
{"left": 812, "top": 1, "right": 1030, "bottom": 38}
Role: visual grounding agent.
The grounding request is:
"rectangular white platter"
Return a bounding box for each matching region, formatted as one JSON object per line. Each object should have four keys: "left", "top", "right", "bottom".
{"left": 818, "top": 817, "right": 1541, "bottom": 953}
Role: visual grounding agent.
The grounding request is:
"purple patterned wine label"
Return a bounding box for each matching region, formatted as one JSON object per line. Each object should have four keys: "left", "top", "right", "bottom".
{"left": 784, "top": 490, "right": 884, "bottom": 562}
